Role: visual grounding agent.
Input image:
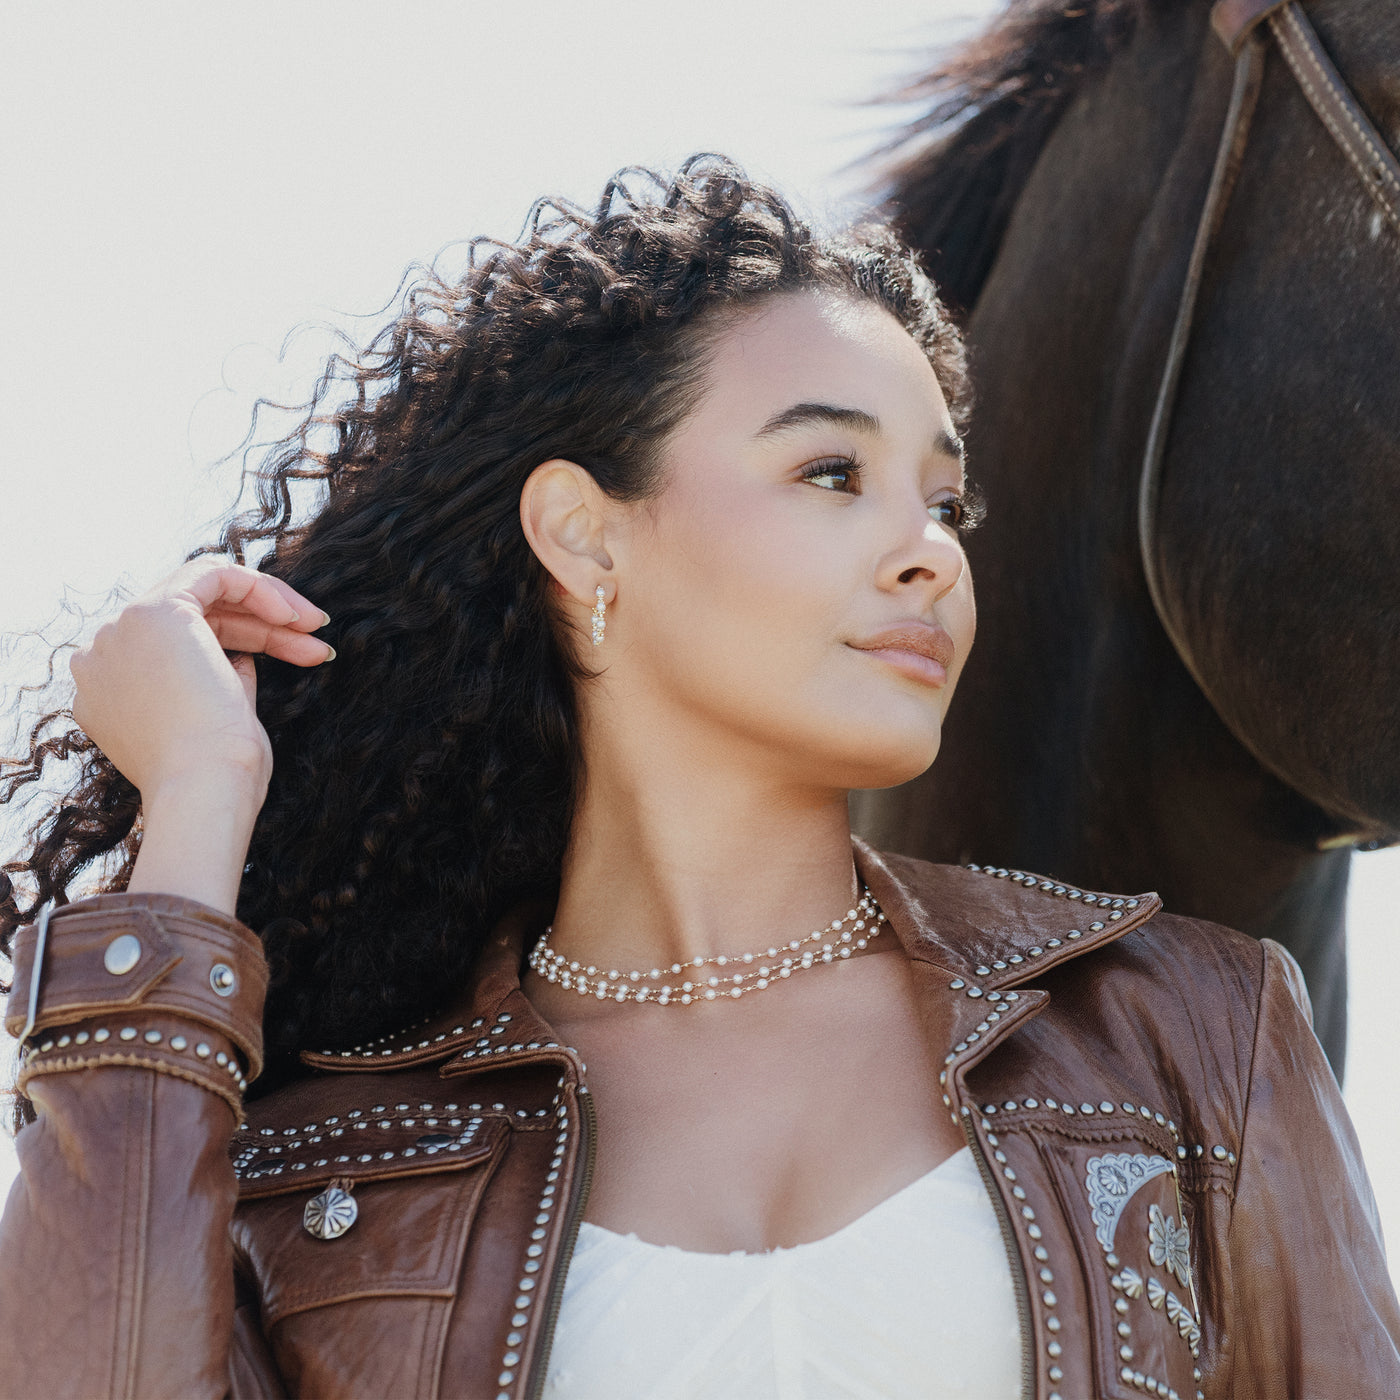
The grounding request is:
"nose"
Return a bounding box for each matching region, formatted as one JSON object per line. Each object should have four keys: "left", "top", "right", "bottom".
{"left": 873, "top": 498, "right": 967, "bottom": 600}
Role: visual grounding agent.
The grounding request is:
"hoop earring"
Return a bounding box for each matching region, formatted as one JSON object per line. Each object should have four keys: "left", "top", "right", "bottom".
{"left": 590, "top": 585, "right": 607, "bottom": 646}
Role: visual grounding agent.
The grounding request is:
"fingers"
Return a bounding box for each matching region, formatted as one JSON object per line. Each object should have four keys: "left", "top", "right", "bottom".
{"left": 167, "top": 561, "right": 331, "bottom": 637}
{"left": 207, "top": 608, "right": 336, "bottom": 666}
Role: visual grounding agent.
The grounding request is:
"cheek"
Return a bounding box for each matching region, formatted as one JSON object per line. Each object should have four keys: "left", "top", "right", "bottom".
{"left": 630, "top": 485, "right": 846, "bottom": 683}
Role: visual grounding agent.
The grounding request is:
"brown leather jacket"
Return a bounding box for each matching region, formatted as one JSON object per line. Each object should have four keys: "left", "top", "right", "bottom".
{"left": 2, "top": 837, "right": 1397, "bottom": 1400}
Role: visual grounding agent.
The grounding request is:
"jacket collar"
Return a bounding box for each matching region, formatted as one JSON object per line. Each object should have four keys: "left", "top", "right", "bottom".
{"left": 300, "top": 836, "right": 1161, "bottom": 1074}
{"left": 852, "top": 837, "right": 1160, "bottom": 991}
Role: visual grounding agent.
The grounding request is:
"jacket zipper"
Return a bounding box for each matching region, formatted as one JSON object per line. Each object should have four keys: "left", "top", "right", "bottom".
{"left": 963, "top": 1115, "right": 1036, "bottom": 1400}
{"left": 526, "top": 1081, "right": 598, "bottom": 1400}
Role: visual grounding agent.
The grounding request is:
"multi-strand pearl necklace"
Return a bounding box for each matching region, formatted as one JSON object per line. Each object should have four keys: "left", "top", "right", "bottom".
{"left": 527, "top": 886, "right": 886, "bottom": 1005}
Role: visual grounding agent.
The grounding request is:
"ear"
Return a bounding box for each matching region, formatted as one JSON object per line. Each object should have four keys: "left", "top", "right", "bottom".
{"left": 519, "top": 459, "right": 616, "bottom": 607}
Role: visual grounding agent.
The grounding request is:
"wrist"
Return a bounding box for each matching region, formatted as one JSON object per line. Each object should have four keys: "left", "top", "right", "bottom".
{"left": 142, "top": 765, "right": 268, "bottom": 826}
{"left": 128, "top": 772, "right": 267, "bottom": 917}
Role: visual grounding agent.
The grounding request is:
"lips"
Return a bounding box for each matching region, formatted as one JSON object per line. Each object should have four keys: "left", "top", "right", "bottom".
{"left": 846, "top": 623, "right": 955, "bottom": 690}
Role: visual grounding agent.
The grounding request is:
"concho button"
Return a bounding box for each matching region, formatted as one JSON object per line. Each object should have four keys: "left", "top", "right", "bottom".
{"left": 304, "top": 1184, "right": 357, "bottom": 1240}
{"left": 210, "top": 963, "right": 237, "bottom": 997}
{"left": 103, "top": 934, "right": 142, "bottom": 976}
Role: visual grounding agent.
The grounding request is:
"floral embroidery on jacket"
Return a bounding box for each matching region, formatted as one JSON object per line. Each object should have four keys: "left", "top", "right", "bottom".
{"left": 1148, "top": 1201, "right": 1193, "bottom": 1289}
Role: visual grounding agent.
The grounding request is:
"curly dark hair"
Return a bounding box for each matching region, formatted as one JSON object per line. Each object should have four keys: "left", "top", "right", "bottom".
{"left": 1, "top": 155, "right": 970, "bottom": 1094}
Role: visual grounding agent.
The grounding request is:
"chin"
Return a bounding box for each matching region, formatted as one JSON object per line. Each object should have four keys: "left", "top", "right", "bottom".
{"left": 825, "top": 727, "right": 943, "bottom": 791}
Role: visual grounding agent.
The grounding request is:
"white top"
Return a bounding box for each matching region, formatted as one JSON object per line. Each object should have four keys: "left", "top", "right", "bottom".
{"left": 542, "top": 1145, "right": 1022, "bottom": 1400}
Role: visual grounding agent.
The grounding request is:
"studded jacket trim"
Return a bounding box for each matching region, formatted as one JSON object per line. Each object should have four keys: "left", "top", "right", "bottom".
{"left": 0, "top": 838, "right": 1396, "bottom": 1400}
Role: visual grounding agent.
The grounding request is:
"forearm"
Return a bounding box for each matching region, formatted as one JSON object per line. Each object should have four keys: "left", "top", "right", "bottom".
{"left": 128, "top": 769, "right": 266, "bottom": 916}
{"left": 0, "top": 893, "right": 271, "bottom": 1398}
{"left": 0, "top": 1063, "right": 242, "bottom": 1398}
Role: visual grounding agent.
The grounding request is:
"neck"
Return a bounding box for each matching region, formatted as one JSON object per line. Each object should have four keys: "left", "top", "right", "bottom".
{"left": 546, "top": 733, "right": 861, "bottom": 977}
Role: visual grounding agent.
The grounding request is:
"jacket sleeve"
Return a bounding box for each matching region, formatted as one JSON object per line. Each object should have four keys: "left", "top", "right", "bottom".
{"left": 0, "top": 891, "right": 285, "bottom": 1399}
{"left": 1224, "top": 936, "right": 1400, "bottom": 1397}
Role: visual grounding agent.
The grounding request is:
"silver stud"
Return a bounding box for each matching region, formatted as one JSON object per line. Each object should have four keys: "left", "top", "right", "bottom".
{"left": 171, "top": 1036, "right": 187, "bottom": 1051}
{"left": 196, "top": 1043, "right": 212, "bottom": 1059}
{"left": 1212, "top": 1144, "right": 1228, "bottom": 1161}
{"left": 103, "top": 934, "right": 143, "bottom": 976}
{"left": 144, "top": 1030, "right": 162, "bottom": 1045}
{"left": 118, "top": 1027, "right": 137, "bottom": 1041}
{"left": 210, "top": 963, "right": 237, "bottom": 997}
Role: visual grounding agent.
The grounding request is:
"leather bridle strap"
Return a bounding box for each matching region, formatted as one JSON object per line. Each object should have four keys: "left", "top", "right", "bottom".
{"left": 1136, "top": 0, "right": 1400, "bottom": 849}
{"left": 1215, "top": 0, "right": 1400, "bottom": 234}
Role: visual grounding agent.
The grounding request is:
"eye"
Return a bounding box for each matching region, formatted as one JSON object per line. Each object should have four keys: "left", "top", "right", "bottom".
{"left": 799, "top": 456, "right": 862, "bottom": 492}
{"left": 929, "top": 497, "right": 965, "bottom": 529}
{"left": 933, "top": 481, "right": 988, "bottom": 534}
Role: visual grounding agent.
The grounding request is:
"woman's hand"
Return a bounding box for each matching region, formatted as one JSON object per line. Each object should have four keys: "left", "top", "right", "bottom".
{"left": 68, "top": 560, "right": 333, "bottom": 917}
{"left": 70, "top": 559, "right": 332, "bottom": 801}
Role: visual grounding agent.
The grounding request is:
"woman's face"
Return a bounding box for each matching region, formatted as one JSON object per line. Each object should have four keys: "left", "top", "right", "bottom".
{"left": 606, "top": 288, "right": 976, "bottom": 793}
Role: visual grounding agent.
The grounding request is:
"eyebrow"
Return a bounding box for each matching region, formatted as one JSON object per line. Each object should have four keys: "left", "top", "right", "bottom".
{"left": 753, "top": 401, "right": 966, "bottom": 465}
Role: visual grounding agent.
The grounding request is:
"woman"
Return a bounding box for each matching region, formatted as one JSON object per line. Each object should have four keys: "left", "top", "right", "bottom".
{"left": 0, "top": 156, "right": 1395, "bottom": 1400}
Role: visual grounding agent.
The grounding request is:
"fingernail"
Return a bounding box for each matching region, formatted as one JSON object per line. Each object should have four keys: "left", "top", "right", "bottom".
{"left": 319, "top": 609, "right": 332, "bottom": 627}
{"left": 288, "top": 610, "right": 301, "bottom": 622}
{"left": 322, "top": 644, "right": 337, "bottom": 661}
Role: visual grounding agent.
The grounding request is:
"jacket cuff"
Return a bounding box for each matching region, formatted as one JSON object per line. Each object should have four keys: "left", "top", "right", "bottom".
{"left": 6, "top": 892, "right": 268, "bottom": 1083}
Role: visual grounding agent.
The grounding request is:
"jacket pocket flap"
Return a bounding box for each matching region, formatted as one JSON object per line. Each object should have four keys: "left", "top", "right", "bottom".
{"left": 231, "top": 1117, "right": 507, "bottom": 1326}
{"left": 233, "top": 1108, "right": 503, "bottom": 1198}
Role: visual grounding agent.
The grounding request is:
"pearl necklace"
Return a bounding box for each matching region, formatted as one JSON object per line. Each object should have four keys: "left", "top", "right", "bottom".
{"left": 527, "top": 886, "right": 887, "bottom": 1005}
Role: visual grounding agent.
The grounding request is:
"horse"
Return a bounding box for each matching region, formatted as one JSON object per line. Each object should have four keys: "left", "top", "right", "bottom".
{"left": 850, "top": 0, "right": 1400, "bottom": 1075}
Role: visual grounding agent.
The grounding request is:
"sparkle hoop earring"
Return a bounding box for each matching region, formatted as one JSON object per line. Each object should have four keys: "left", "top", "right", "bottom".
{"left": 590, "top": 585, "right": 607, "bottom": 646}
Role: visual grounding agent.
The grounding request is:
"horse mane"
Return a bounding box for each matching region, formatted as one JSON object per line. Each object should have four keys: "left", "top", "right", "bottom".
{"left": 877, "top": 0, "right": 1165, "bottom": 316}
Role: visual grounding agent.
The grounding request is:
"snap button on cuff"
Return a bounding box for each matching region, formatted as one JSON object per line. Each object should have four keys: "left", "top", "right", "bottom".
{"left": 210, "top": 963, "right": 237, "bottom": 997}
{"left": 103, "top": 934, "right": 142, "bottom": 976}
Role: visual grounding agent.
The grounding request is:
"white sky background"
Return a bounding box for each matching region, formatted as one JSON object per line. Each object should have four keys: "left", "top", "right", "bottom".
{"left": 2, "top": 0, "right": 1397, "bottom": 1287}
